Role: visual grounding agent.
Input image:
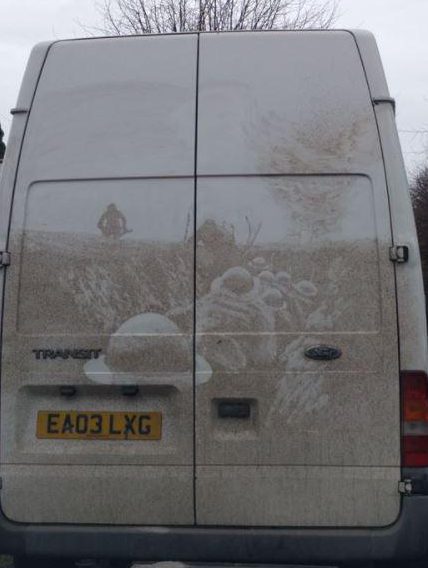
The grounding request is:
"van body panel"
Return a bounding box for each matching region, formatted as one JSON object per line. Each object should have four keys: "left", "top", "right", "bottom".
{"left": 195, "top": 32, "right": 400, "bottom": 526}
{"left": 196, "top": 466, "right": 400, "bottom": 527}
{"left": 197, "top": 32, "right": 381, "bottom": 176}
{"left": 352, "top": 30, "right": 427, "bottom": 371}
{"left": 0, "top": 42, "right": 52, "bottom": 248}
{"left": 1, "top": 35, "right": 198, "bottom": 524}
{"left": 0, "top": 31, "right": 415, "bottom": 534}
{"left": 373, "top": 105, "right": 427, "bottom": 371}
{"left": 1, "top": 465, "right": 193, "bottom": 524}
{"left": 350, "top": 30, "right": 390, "bottom": 100}
{"left": 16, "top": 36, "right": 197, "bottom": 179}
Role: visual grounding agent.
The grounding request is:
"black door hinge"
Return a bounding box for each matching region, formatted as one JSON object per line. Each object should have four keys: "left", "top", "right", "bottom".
{"left": 373, "top": 96, "right": 396, "bottom": 115}
{"left": 398, "top": 479, "right": 413, "bottom": 495}
{"left": 0, "top": 251, "right": 11, "bottom": 268}
{"left": 389, "top": 245, "right": 409, "bottom": 263}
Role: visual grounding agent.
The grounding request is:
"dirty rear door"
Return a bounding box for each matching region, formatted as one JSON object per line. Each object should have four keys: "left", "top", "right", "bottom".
{"left": 1, "top": 35, "right": 198, "bottom": 524}
{"left": 195, "top": 31, "right": 400, "bottom": 527}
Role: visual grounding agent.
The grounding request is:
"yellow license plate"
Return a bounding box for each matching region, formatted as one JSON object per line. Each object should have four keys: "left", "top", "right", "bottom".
{"left": 36, "top": 411, "right": 162, "bottom": 440}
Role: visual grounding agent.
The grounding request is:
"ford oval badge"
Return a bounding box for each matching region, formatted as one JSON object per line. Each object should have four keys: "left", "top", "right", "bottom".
{"left": 304, "top": 345, "right": 342, "bottom": 361}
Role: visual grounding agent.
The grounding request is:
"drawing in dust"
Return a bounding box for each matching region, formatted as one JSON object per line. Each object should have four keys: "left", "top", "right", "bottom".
{"left": 71, "top": 216, "right": 354, "bottom": 415}
{"left": 195, "top": 256, "right": 339, "bottom": 376}
{"left": 84, "top": 312, "right": 212, "bottom": 385}
{"left": 19, "top": 176, "right": 375, "bottom": 429}
{"left": 97, "top": 203, "right": 133, "bottom": 239}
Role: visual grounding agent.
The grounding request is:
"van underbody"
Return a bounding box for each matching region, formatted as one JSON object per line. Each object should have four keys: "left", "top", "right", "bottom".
{"left": 1, "top": 498, "right": 428, "bottom": 564}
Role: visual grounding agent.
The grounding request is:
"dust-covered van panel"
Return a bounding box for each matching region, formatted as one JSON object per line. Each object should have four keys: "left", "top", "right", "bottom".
{"left": 17, "top": 178, "right": 195, "bottom": 336}
{"left": 1, "top": 33, "right": 199, "bottom": 525}
{"left": 16, "top": 35, "right": 198, "bottom": 180}
{"left": 198, "top": 31, "right": 381, "bottom": 176}
{"left": 195, "top": 174, "right": 399, "bottom": 526}
{"left": 196, "top": 175, "right": 380, "bottom": 336}
{"left": 0, "top": 32, "right": 403, "bottom": 530}
{"left": 3, "top": 177, "right": 196, "bottom": 476}
{"left": 2, "top": 184, "right": 196, "bottom": 527}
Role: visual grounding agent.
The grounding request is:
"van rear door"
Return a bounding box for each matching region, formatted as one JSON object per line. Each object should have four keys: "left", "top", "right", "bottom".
{"left": 195, "top": 31, "right": 401, "bottom": 527}
{"left": 1, "top": 35, "right": 197, "bottom": 525}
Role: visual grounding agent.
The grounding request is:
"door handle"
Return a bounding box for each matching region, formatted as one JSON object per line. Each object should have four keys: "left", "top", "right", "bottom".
{"left": 218, "top": 400, "right": 251, "bottom": 419}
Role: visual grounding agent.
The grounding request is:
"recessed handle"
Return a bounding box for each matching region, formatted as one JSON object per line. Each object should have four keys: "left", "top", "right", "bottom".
{"left": 218, "top": 401, "right": 251, "bottom": 419}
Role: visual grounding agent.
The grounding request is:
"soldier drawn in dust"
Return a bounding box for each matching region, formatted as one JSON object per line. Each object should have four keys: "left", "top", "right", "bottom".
{"left": 197, "top": 266, "right": 277, "bottom": 372}
{"left": 97, "top": 203, "right": 132, "bottom": 239}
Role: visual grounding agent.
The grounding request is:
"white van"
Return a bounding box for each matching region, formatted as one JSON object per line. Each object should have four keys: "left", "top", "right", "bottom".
{"left": 0, "top": 30, "right": 427, "bottom": 568}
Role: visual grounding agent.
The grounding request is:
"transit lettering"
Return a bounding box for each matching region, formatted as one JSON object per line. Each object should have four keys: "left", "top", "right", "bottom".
{"left": 32, "top": 349, "right": 102, "bottom": 361}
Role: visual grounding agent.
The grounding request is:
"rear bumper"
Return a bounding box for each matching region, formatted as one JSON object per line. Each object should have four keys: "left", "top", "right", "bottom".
{"left": 1, "top": 497, "right": 428, "bottom": 564}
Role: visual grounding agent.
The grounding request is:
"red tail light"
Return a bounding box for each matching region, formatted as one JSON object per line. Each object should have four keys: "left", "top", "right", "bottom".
{"left": 402, "top": 371, "right": 428, "bottom": 467}
{"left": 403, "top": 435, "right": 428, "bottom": 467}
